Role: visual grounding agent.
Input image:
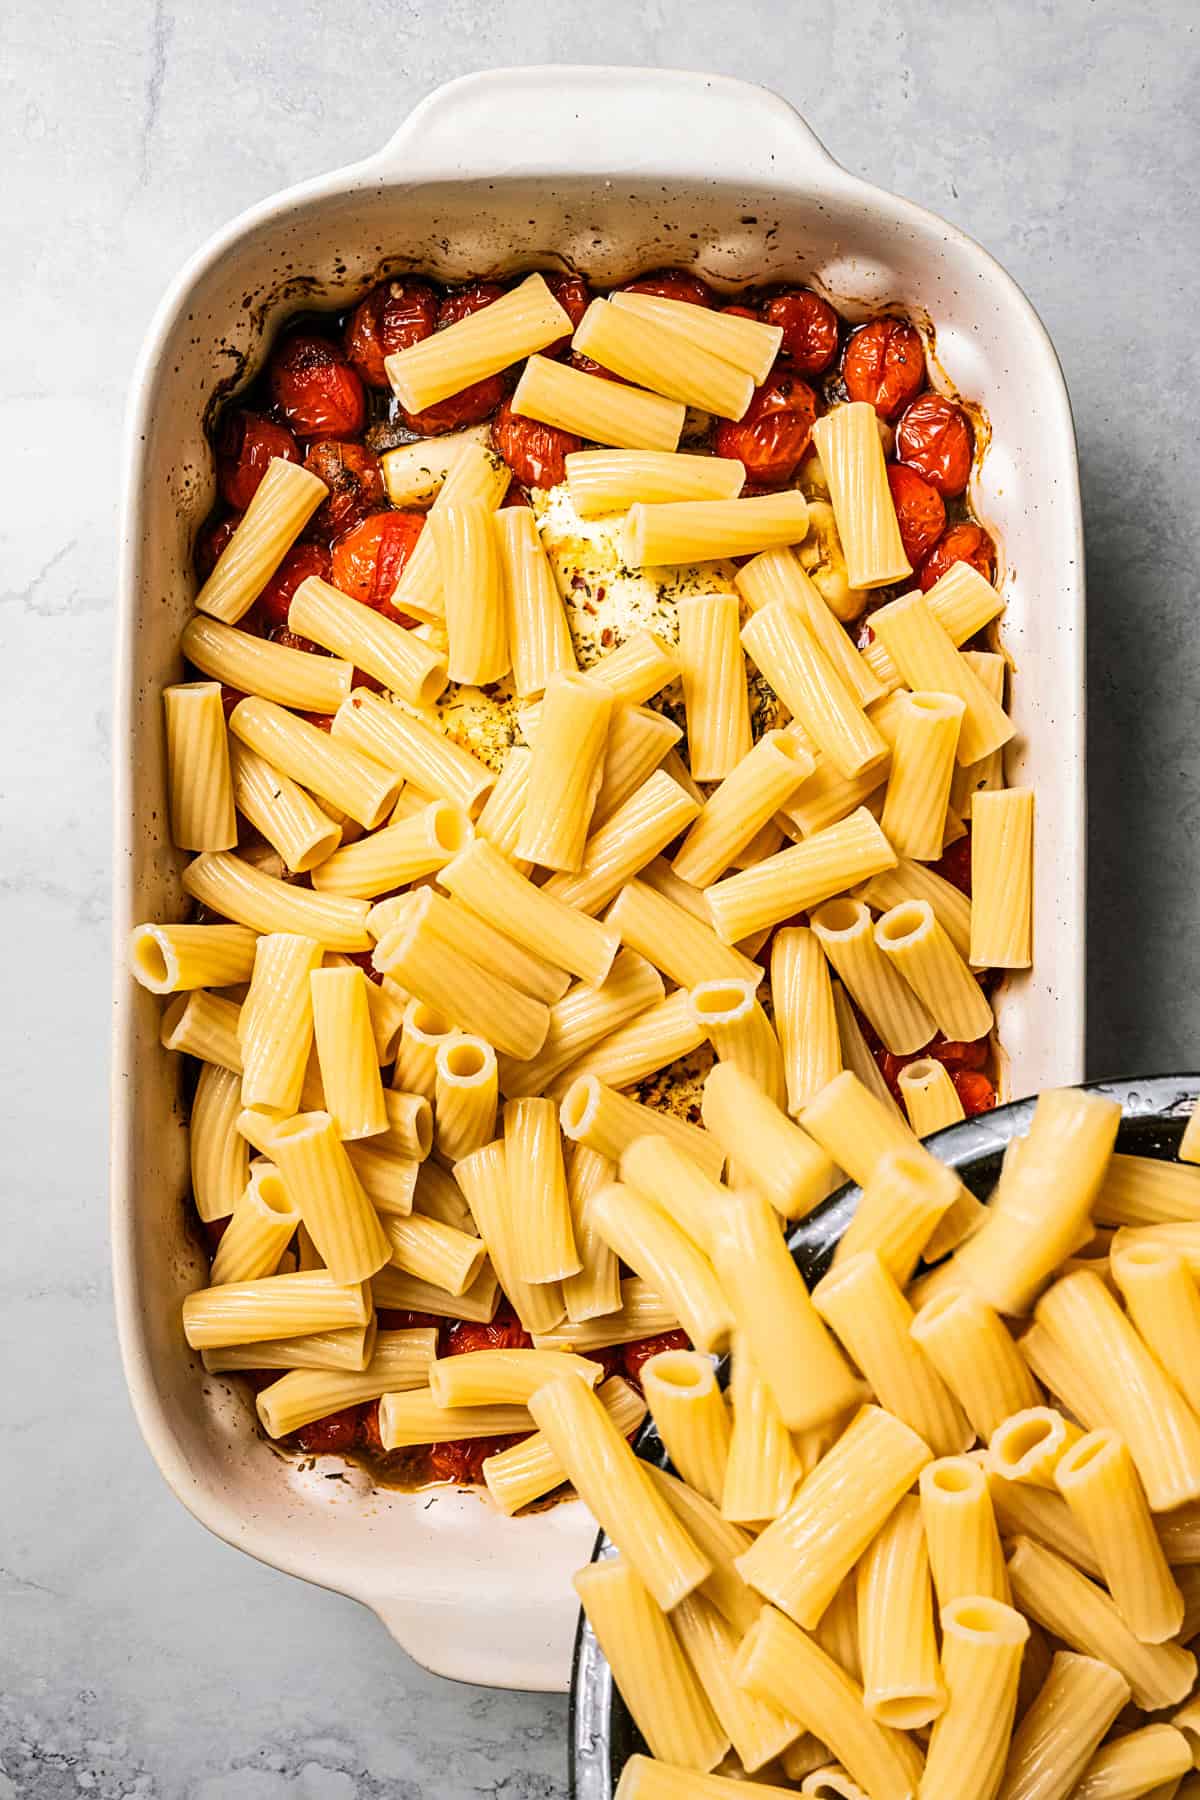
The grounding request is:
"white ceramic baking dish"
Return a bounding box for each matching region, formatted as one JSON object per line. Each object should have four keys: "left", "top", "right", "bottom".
{"left": 112, "top": 66, "right": 1085, "bottom": 1694}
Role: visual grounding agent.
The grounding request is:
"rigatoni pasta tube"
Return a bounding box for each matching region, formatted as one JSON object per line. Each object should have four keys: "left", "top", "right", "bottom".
{"left": 701, "top": 1062, "right": 834, "bottom": 1221}
{"left": 673, "top": 729, "right": 814, "bottom": 887}
{"left": 675, "top": 591, "right": 752, "bottom": 780}
{"left": 619, "top": 1134, "right": 730, "bottom": 1257}
{"left": 433, "top": 1036, "right": 497, "bottom": 1163}
{"left": 516, "top": 671, "right": 612, "bottom": 871}
{"left": 230, "top": 695, "right": 401, "bottom": 829}
{"left": 553, "top": 988, "right": 706, "bottom": 1098}
{"left": 971, "top": 787, "right": 1034, "bottom": 968}
{"left": 562, "top": 1143, "right": 621, "bottom": 1322}
{"left": 183, "top": 851, "right": 372, "bottom": 951}
{"left": 308, "top": 965, "right": 387, "bottom": 1140}
{"left": 951, "top": 649, "right": 1006, "bottom": 817}
{"left": 623, "top": 491, "right": 809, "bottom": 567}
{"left": 574, "top": 294, "right": 753, "bottom": 417}
{"left": 129, "top": 922, "right": 258, "bottom": 995}
{"left": 201, "top": 1320, "right": 375, "bottom": 1374}
{"left": 379, "top": 423, "right": 491, "bottom": 507}
{"left": 591, "top": 705, "right": 681, "bottom": 827}
{"left": 1096, "top": 1156, "right": 1200, "bottom": 1227}
{"left": 1007, "top": 1537, "right": 1196, "bottom": 1710}
{"left": 389, "top": 441, "right": 509, "bottom": 624}
{"left": 195, "top": 456, "right": 328, "bottom": 623}
{"left": 989, "top": 1408, "right": 1083, "bottom": 1490}
{"left": 712, "top": 1189, "right": 860, "bottom": 1433}
{"left": 671, "top": 1589, "right": 800, "bottom": 1774}
{"left": 503, "top": 1095, "right": 580, "bottom": 1283}
{"left": 1111, "top": 1239, "right": 1200, "bottom": 1410}
{"left": 228, "top": 738, "right": 341, "bottom": 874}
{"left": 861, "top": 556, "right": 1004, "bottom": 689}
{"left": 689, "top": 979, "right": 786, "bottom": 1108}
{"left": 499, "top": 950, "right": 664, "bottom": 1099}
{"left": 810, "top": 403, "right": 911, "bottom": 589}
{"left": 560, "top": 1076, "right": 725, "bottom": 1182}
{"left": 331, "top": 688, "right": 495, "bottom": 817}
{"left": 494, "top": 503, "right": 575, "bottom": 697}
{"left": 429, "top": 499, "right": 510, "bottom": 686}
{"left": 474, "top": 744, "right": 534, "bottom": 873}
{"left": 377, "top": 1389, "right": 532, "bottom": 1448}
{"left": 288, "top": 574, "right": 447, "bottom": 707}
{"left": 269, "top": 1110, "right": 390, "bottom": 1284}
{"left": 428, "top": 1347, "right": 601, "bottom": 1408}
{"left": 800, "top": 1069, "right": 921, "bottom": 1189}
{"left": 586, "top": 1180, "right": 731, "bottom": 1353}
{"left": 439, "top": 837, "right": 618, "bottom": 988}
{"left": 453, "top": 1139, "right": 564, "bottom": 1336}
{"left": 706, "top": 806, "right": 896, "bottom": 945}
{"left": 721, "top": 1337, "right": 801, "bottom": 1525}
{"left": 344, "top": 1141, "right": 419, "bottom": 1217}
{"left": 182, "top": 613, "right": 352, "bottom": 714}
{"left": 310, "top": 799, "right": 471, "bottom": 898}
{"left": 732, "top": 1607, "right": 919, "bottom": 1800}
{"left": 874, "top": 899, "right": 994, "bottom": 1042}
{"left": 920, "top": 1457, "right": 1010, "bottom": 1609}
{"left": 997, "top": 1652, "right": 1132, "bottom": 1800}
{"left": 161, "top": 988, "right": 242, "bottom": 1071}
{"left": 1070, "top": 1727, "right": 1192, "bottom": 1800}
{"left": 482, "top": 1375, "right": 644, "bottom": 1514}
{"left": 381, "top": 1209, "right": 486, "bottom": 1297}
{"left": 573, "top": 1559, "right": 728, "bottom": 1771}
{"left": 384, "top": 272, "right": 571, "bottom": 411}
{"left": 1035, "top": 1267, "right": 1200, "bottom": 1510}
{"left": 880, "top": 691, "right": 965, "bottom": 860}
{"left": 869, "top": 589, "right": 1014, "bottom": 765}
{"left": 741, "top": 602, "right": 888, "bottom": 780}
{"left": 921, "top": 1595, "right": 1029, "bottom": 1800}
{"left": 861, "top": 856, "right": 973, "bottom": 961}
{"left": 811, "top": 896, "right": 935, "bottom": 1054}
{"left": 190, "top": 1063, "right": 250, "bottom": 1221}
{"left": 528, "top": 1374, "right": 711, "bottom": 1609}
{"left": 813, "top": 1251, "right": 971, "bottom": 1457}
{"left": 255, "top": 1328, "right": 437, "bottom": 1437}
{"left": 610, "top": 288, "right": 783, "bottom": 381}
{"left": 209, "top": 1162, "right": 299, "bottom": 1285}
{"left": 565, "top": 448, "right": 745, "bottom": 515}
{"left": 540, "top": 771, "right": 701, "bottom": 916}
{"left": 374, "top": 890, "right": 569, "bottom": 1010}
{"left": 768, "top": 924, "right": 842, "bottom": 1114}
{"left": 370, "top": 1261, "right": 499, "bottom": 1325}
{"left": 836, "top": 1146, "right": 961, "bottom": 1284}
{"left": 163, "top": 681, "right": 236, "bottom": 850}
{"left": 1054, "top": 1430, "right": 1184, "bottom": 1643}
{"left": 777, "top": 749, "right": 889, "bottom": 840}
{"left": 645, "top": 1464, "right": 762, "bottom": 1637}
{"left": 588, "top": 629, "right": 682, "bottom": 705}
{"left": 641, "top": 1350, "right": 731, "bottom": 1508}
{"left": 856, "top": 1495, "right": 944, "bottom": 1728}
{"left": 736, "top": 546, "right": 886, "bottom": 708}
{"left": 394, "top": 998, "right": 457, "bottom": 1100}
{"left": 181, "top": 1268, "right": 370, "bottom": 1348}
{"left": 606, "top": 876, "right": 762, "bottom": 988}
{"left": 909, "top": 1288, "right": 1040, "bottom": 1439}
{"left": 898, "top": 1056, "right": 965, "bottom": 1137}
{"left": 531, "top": 1275, "right": 675, "bottom": 1351}
{"left": 238, "top": 932, "right": 322, "bottom": 1113}
{"left": 512, "top": 353, "right": 684, "bottom": 451}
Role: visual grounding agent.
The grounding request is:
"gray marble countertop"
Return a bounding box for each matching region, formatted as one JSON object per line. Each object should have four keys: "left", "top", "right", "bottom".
{"left": 5, "top": 1, "right": 1199, "bottom": 1793}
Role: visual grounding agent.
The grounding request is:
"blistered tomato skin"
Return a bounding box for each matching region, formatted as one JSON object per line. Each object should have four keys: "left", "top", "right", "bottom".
{"left": 933, "top": 833, "right": 973, "bottom": 896}
{"left": 919, "top": 521, "right": 996, "bottom": 592}
{"left": 492, "top": 394, "right": 582, "bottom": 490}
{"left": 303, "top": 440, "right": 386, "bottom": 538}
{"left": 269, "top": 335, "right": 366, "bottom": 440}
{"left": 444, "top": 1313, "right": 532, "bottom": 1356}
{"left": 542, "top": 272, "right": 592, "bottom": 354}
{"left": 843, "top": 318, "right": 926, "bottom": 419}
{"left": 296, "top": 1405, "right": 363, "bottom": 1454}
{"left": 330, "top": 512, "right": 424, "bottom": 612}
{"left": 886, "top": 462, "right": 947, "bottom": 566}
{"left": 621, "top": 270, "right": 715, "bottom": 308}
{"left": 764, "top": 288, "right": 840, "bottom": 375}
{"left": 396, "top": 284, "right": 515, "bottom": 433}
{"left": 215, "top": 410, "right": 301, "bottom": 512}
{"left": 257, "top": 541, "right": 332, "bottom": 631}
{"left": 344, "top": 277, "right": 438, "bottom": 388}
{"left": 895, "top": 393, "right": 974, "bottom": 497}
{"left": 194, "top": 513, "right": 240, "bottom": 578}
{"left": 713, "top": 372, "right": 818, "bottom": 487}
{"left": 622, "top": 1329, "right": 690, "bottom": 1388}
{"left": 954, "top": 1070, "right": 997, "bottom": 1115}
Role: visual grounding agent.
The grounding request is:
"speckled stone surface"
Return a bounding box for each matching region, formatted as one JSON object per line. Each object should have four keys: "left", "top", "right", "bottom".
{"left": 4, "top": 2, "right": 1199, "bottom": 1792}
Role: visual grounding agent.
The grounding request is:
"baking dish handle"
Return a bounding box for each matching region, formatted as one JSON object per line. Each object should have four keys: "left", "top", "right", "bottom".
{"left": 370, "top": 67, "right": 839, "bottom": 189}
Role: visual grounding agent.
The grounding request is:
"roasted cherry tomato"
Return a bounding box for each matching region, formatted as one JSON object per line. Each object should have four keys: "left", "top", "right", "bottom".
{"left": 444, "top": 1313, "right": 532, "bottom": 1356}
{"left": 919, "top": 521, "right": 996, "bottom": 592}
{"left": 219, "top": 684, "right": 246, "bottom": 719}
{"left": 492, "top": 393, "right": 581, "bottom": 490}
{"left": 399, "top": 282, "right": 509, "bottom": 436}
{"left": 215, "top": 409, "right": 301, "bottom": 511}
{"left": 843, "top": 318, "right": 925, "bottom": 418}
{"left": 194, "top": 513, "right": 240, "bottom": 578}
{"left": 330, "top": 511, "right": 424, "bottom": 612}
{"left": 931, "top": 1036, "right": 991, "bottom": 1072}
{"left": 296, "top": 1405, "right": 363, "bottom": 1454}
{"left": 713, "top": 372, "right": 818, "bottom": 487}
{"left": 723, "top": 303, "right": 761, "bottom": 321}
{"left": 954, "top": 1070, "right": 997, "bottom": 1115}
{"left": 343, "top": 277, "right": 438, "bottom": 388}
{"left": 428, "top": 1434, "right": 525, "bottom": 1484}
{"left": 621, "top": 270, "right": 715, "bottom": 308}
{"left": 886, "top": 462, "right": 946, "bottom": 566}
{"left": 256, "top": 541, "right": 332, "bottom": 631}
{"left": 303, "top": 440, "right": 386, "bottom": 537}
{"left": 268, "top": 624, "right": 321, "bottom": 655}
{"left": 622, "top": 1330, "right": 690, "bottom": 1389}
{"left": 200, "top": 1216, "right": 230, "bottom": 1254}
{"left": 359, "top": 1401, "right": 385, "bottom": 1455}
{"left": 269, "top": 334, "right": 366, "bottom": 440}
{"left": 895, "top": 393, "right": 974, "bottom": 497}
{"left": 568, "top": 351, "right": 626, "bottom": 383}
{"left": 764, "top": 288, "right": 840, "bottom": 375}
{"left": 933, "top": 832, "right": 973, "bottom": 897}
{"left": 542, "top": 272, "right": 592, "bottom": 354}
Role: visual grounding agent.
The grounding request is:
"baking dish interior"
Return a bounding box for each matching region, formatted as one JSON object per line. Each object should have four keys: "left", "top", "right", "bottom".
{"left": 115, "top": 125, "right": 1084, "bottom": 1691}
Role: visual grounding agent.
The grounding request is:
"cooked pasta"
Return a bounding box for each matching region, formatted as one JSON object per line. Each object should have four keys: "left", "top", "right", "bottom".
{"left": 880, "top": 691, "right": 965, "bottom": 860}
{"left": 230, "top": 695, "right": 401, "bottom": 828}
{"left": 384, "top": 272, "right": 571, "bottom": 412}
{"left": 742, "top": 602, "right": 888, "bottom": 780}
{"left": 540, "top": 771, "right": 701, "bottom": 916}
{"left": 856, "top": 1495, "right": 945, "bottom": 1728}
{"left": 1054, "top": 1429, "right": 1184, "bottom": 1643}
{"left": 721, "top": 1335, "right": 802, "bottom": 1524}
{"left": 641, "top": 1349, "right": 731, "bottom": 1508}
{"left": 586, "top": 1180, "right": 731, "bottom": 1354}
{"left": 971, "top": 787, "right": 1035, "bottom": 968}
{"left": 605, "top": 876, "right": 763, "bottom": 988}
{"left": 493, "top": 503, "right": 575, "bottom": 697}
{"left": 310, "top": 799, "right": 471, "bottom": 898}
{"left": 623, "top": 493, "right": 810, "bottom": 567}
{"left": 512, "top": 353, "right": 685, "bottom": 452}
{"left": 288, "top": 573, "right": 447, "bottom": 706}
{"left": 701, "top": 1061, "right": 835, "bottom": 1221}
{"left": 429, "top": 499, "right": 510, "bottom": 686}
{"left": 897, "top": 1056, "right": 965, "bottom": 1137}
{"left": 921, "top": 1595, "right": 1029, "bottom": 1800}
{"left": 705, "top": 806, "right": 897, "bottom": 945}
{"left": 129, "top": 922, "right": 258, "bottom": 995}
{"left": 874, "top": 899, "right": 995, "bottom": 1042}
{"left": 574, "top": 295, "right": 755, "bottom": 418}
{"left": 498, "top": 950, "right": 665, "bottom": 1099}
{"left": 227, "top": 738, "right": 342, "bottom": 875}
{"left": 811, "top": 896, "right": 935, "bottom": 1054}
{"left": 769, "top": 924, "right": 842, "bottom": 1115}
{"left": 308, "top": 965, "right": 388, "bottom": 1139}
{"left": 565, "top": 449, "right": 745, "bottom": 515}
{"left": 331, "top": 688, "right": 495, "bottom": 816}
{"left": 559, "top": 1076, "right": 725, "bottom": 1183}
{"left": 183, "top": 611, "right": 353, "bottom": 714}
{"left": 162, "top": 681, "right": 237, "bottom": 851}
{"left": 379, "top": 424, "right": 492, "bottom": 508}
{"left": 194, "top": 456, "right": 328, "bottom": 623}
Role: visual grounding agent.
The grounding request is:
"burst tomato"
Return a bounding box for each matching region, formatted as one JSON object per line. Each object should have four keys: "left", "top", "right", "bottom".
{"left": 296, "top": 1405, "right": 363, "bottom": 1454}
{"left": 843, "top": 318, "right": 925, "bottom": 418}
{"left": 622, "top": 1330, "right": 690, "bottom": 1388}
{"left": 304, "top": 440, "right": 385, "bottom": 537}
{"left": 269, "top": 334, "right": 366, "bottom": 439}
{"left": 919, "top": 522, "right": 996, "bottom": 592}
{"left": 215, "top": 410, "right": 301, "bottom": 511}
{"left": 954, "top": 1070, "right": 997, "bottom": 1115}
{"left": 896, "top": 393, "right": 974, "bottom": 497}
{"left": 399, "top": 286, "right": 509, "bottom": 431}
{"left": 764, "top": 288, "right": 840, "bottom": 375}
{"left": 713, "top": 372, "right": 818, "bottom": 487}
{"left": 256, "top": 541, "right": 332, "bottom": 631}
{"left": 621, "top": 270, "right": 715, "bottom": 308}
{"left": 444, "top": 1313, "right": 532, "bottom": 1356}
{"left": 543, "top": 272, "right": 592, "bottom": 354}
{"left": 344, "top": 277, "right": 438, "bottom": 388}
{"left": 933, "top": 832, "right": 973, "bottom": 896}
{"left": 359, "top": 1402, "right": 385, "bottom": 1455}
{"left": 568, "top": 351, "right": 626, "bottom": 383}
{"left": 194, "top": 513, "right": 240, "bottom": 578}
{"left": 492, "top": 394, "right": 581, "bottom": 490}
{"left": 268, "top": 624, "right": 320, "bottom": 655}
{"left": 886, "top": 462, "right": 946, "bottom": 565}
{"left": 330, "top": 511, "right": 424, "bottom": 611}
{"left": 428, "top": 1435, "right": 525, "bottom": 1483}
{"left": 931, "top": 1036, "right": 991, "bottom": 1072}
{"left": 723, "top": 303, "right": 760, "bottom": 321}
